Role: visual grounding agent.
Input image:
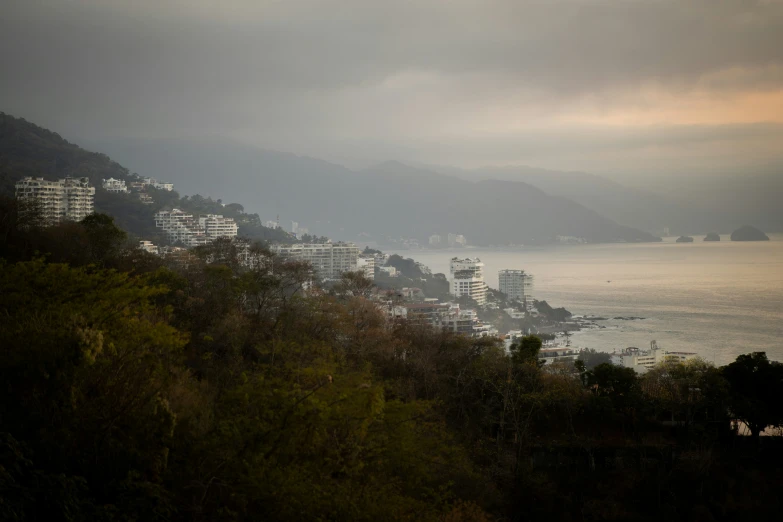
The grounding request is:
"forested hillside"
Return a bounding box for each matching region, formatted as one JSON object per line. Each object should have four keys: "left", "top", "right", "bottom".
{"left": 1, "top": 201, "right": 782, "bottom": 521}
{"left": 0, "top": 113, "right": 292, "bottom": 244}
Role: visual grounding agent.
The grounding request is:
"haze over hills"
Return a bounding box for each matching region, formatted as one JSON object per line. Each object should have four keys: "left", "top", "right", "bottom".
{"left": 432, "top": 164, "right": 783, "bottom": 235}
{"left": 88, "top": 137, "right": 660, "bottom": 245}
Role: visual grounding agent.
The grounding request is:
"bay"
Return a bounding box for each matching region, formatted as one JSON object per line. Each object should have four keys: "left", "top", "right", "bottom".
{"left": 391, "top": 234, "right": 783, "bottom": 365}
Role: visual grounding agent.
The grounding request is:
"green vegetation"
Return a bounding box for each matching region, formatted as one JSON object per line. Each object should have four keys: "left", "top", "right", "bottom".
{"left": 374, "top": 254, "right": 452, "bottom": 302}
{"left": 2, "top": 212, "right": 783, "bottom": 520}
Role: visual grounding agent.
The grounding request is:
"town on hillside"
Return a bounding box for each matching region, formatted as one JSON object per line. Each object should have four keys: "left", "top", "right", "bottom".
{"left": 14, "top": 175, "right": 695, "bottom": 373}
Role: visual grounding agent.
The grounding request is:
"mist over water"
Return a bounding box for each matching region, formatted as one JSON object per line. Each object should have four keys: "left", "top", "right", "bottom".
{"left": 395, "top": 234, "right": 783, "bottom": 365}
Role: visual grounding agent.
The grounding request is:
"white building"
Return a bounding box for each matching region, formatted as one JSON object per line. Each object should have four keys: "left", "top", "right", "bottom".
{"left": 154, "top": 209, "right": 209, "bottom": 247}
{"left": 357, "top": 255, "right": 376, "bottom": 280}
{"left": 498, "top": 269, "right": 534, "bottom": 306}
{"left": 450, "top": 257, "right": 487, "bottom": 306}
{"left": 139, "top": 240, "right": 159, "bottom": 255}
{"left": 142, "top": 177, "right": 174, "bottom": 191}
{"left": 447, "top": 233, "right": 467, "bottom": 247}
{"left": 102, "top": 177, "right": 128, "bottom": 193}
{"left": 198, "top": 214, "right": 238, "bottom": 239}
{"left": 429, "top": 234, "right": 442, "bottom": 246}
{"left": 15, "top": 176, "right": 95, "bottom": 225}
{"left": 271, "top": 242, "right": 360, "bottom": 280}
{"left": 378, "top": 266, "right": 397, "bottom": 277}
{"left": 263, "top": 220, "right": 279, "bottom": 229}
{"left": 291, "top": 221, "right": 299, "bottom": 234}
{"left": 611, "top": 342, "right": 698, "bottom": 374}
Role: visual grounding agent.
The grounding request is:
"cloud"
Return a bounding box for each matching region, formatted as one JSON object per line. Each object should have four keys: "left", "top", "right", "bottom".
{"left": 1, "top": 0, "right": 782, "bottom": 173}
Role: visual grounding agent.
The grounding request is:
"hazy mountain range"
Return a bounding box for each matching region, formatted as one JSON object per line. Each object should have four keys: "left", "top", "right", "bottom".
{"left": 85, "top": 137, "right": 660, "bottom": 245}
{"left": 426, "top": 165, "right": 783, "bottom": 235}
{"left": 2, "top": 112, "right": 777, "bottom": 246}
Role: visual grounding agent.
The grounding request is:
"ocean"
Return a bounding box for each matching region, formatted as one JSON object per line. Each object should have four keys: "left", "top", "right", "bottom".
{"left": 391, "top": 234, "right": 783, "bottom": 365}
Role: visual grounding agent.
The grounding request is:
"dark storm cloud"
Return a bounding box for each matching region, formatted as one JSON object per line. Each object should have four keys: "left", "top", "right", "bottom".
{"left": 1, "top": 0, "right": 782, "bottom": 171}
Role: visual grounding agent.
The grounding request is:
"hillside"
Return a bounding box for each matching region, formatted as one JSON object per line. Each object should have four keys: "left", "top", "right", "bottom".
{"left": 90, "top": 138, "right": 661, "bottom": 245}
{"left": 432, "top": 164, "right": 700, "bottom": 235}
{"left": 0, "top": 113, "right": 292, "bottom": 243}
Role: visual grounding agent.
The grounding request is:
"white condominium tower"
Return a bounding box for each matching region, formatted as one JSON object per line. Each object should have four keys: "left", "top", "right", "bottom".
{"left": 449, "top": 257, "right": 487, "bottom": 306}
{"left": 271, "top": 242, "right": 360, "bottom": 280}
{"left": 198, "top": 214, "right": 239, "bottom": 239}
{"left": 15, "top": 176, "right": 95, "bottom": 224}
{"left": 498, "top": 269, "right": 534, "bottom": 306}
{"left": 155, "top": 209, "right": 209, "bottom": 247}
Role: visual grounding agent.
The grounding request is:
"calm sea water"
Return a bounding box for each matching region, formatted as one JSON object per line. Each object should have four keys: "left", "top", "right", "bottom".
{"left": 391, "top": 234, "right": 783, "bottom": 365}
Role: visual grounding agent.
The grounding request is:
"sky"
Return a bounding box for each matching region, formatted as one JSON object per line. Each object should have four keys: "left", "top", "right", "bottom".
{"left": 2, "top": 0, "right": 783, "bottom": 179}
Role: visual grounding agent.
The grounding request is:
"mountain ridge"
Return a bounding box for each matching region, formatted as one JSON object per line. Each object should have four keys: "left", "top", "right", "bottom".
{"left": 87, "top": 136, "right": 661, "bottom": 245}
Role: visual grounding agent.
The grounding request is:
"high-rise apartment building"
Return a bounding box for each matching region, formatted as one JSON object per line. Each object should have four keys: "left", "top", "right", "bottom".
{"left": 272, "top": 242, "right": 360, "bottom": 280}
{"left": 15, "top": 176, "right": 95, "bottom": 225}
{"left": 449, "top": 257, "right": 487, "bottom": 305}
{"left": 198, "top": 214, "right": 239, "bottom": 239}
{"left": 154, "top": 209, "right": 209, "bottom": 247}
{"left": 498, "top": 269, "right": 534, "bottom": 306}
{"left": 155, "top": 209, "right": 238, "bottom": 247}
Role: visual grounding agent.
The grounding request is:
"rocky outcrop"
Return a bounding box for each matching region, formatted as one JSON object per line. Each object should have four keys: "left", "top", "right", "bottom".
{"left": 730, "top": 225, "right": 769, "bottom": 242}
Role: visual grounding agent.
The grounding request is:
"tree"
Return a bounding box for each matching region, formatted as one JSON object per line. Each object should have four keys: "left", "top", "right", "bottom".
{"left": 79, "top": 212, "right": 127, "bottom": 264}
{"left": 577, "top": 348, "right": 612, "bottom": 369}
{"left": 332, "top": 270, "right": 375, "bottom": 299}
{"left": 510, "top": 335, "right": 543, "bottom": 365}
{"left": 722, "top": 352, "right": 783, "bottom": 439}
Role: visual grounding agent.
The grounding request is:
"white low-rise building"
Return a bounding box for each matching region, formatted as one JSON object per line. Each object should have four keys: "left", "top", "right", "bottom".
{"left": 139, "top": 240, "right": 159, "bottom": 255}
{"left": 15, "top": 176, "right": 95, "bottom": 225}
{"left": 378, "top": 266, "right": 397, "bottom": 277}
{"left": 102, "top": 177, "right": 129, "bottom": 193}
{"left": 611, "top": 342, "right": 699, "bottom": 373}
{"left": 450, "top": 257, "right": 487, "bottom": 306}
{"left": 142, "top": 177, "right": 174, "bottom": 191}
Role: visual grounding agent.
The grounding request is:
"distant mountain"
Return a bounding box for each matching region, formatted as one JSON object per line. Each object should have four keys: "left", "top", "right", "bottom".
{"left": 90, "top": 138, "right": 660, "bottom": 245}
{"left": 658, "top": 172, "right": 783, "bottom": 234}
{"left": 429, "top": 164, "right": 702, "bottom": 235}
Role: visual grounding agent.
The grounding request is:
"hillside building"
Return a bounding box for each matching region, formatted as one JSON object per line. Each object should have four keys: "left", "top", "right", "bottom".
{"left": 142, "top": 177, "right": 174, "bottom": 191}
{"left": 198, "top": 214, "right": 239, "bottom": 239}
{"left": 139, "top": 240, "right": 159, "bottom": 255}
{"left": 611, "top": 342, "right": 698, "bottom": 374}
{"left": 450, "top": 257, "right": 487, "bottom": 306}
{"left": 271, "top": 242, "right": 360, "bottom": 280}
{"left": 102, "top": 178, "right": 128, "bottom": 193}
{"left": 498, "top": 269, "right": 534, "bottom": 307}
{"left": 15, "top": 176, "right": 95, "bottom": 225}
{"left": 154, "top": 209, "right": 209, "bottom": 247}
{"left": 357, "top": 255, "right": 376, "bottom": 280}
{"left": 155, "top": 210, "right": 238, "bottom": 247}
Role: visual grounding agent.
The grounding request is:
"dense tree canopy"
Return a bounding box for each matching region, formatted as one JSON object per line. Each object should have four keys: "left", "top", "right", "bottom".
{"left": 1, "top": 206, "right": 783, "bottom": 521}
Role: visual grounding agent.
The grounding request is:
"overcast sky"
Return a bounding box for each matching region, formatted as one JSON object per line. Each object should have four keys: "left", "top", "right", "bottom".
{"left": 2, "top": 0, "right": 782, "bottom": 178}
